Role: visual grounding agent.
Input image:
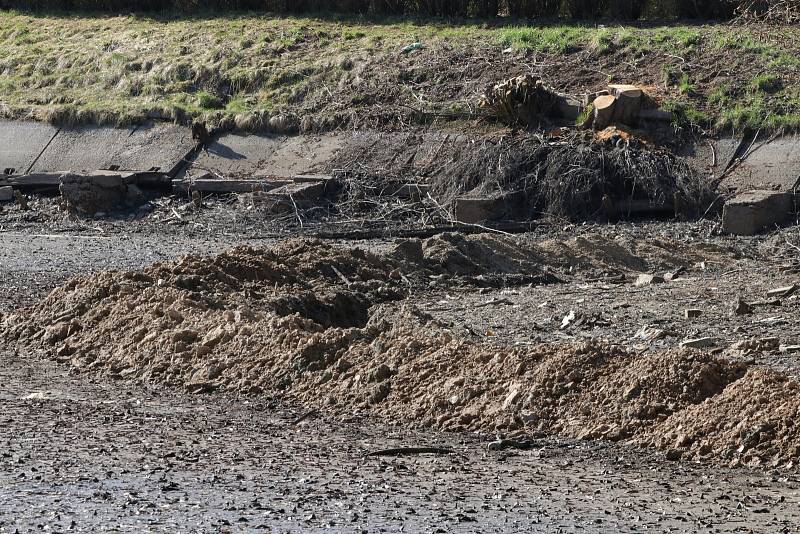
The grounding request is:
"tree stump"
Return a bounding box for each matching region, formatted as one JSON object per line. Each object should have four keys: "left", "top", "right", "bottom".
{"left": 592, "top": 95, "right": 617, "bottom": 130}
{"left": 608, "top": 84, "right": 643, "bottom": 126}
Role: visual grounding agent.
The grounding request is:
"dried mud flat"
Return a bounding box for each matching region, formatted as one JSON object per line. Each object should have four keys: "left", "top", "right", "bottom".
{"left": 2, "top": 222, "right": 800, "bottom": 531}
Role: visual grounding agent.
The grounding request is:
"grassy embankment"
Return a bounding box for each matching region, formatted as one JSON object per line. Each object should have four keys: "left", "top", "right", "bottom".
{"left": 0, "top": 10, "right": 799, "bottom": 132}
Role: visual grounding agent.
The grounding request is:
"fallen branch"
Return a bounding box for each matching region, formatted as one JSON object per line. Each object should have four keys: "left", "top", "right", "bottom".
{"left": 367, "top": 447, "right": 454, "bottom": 457}
{"left": 291, "top": 410, "right": 318, "bottom": 426}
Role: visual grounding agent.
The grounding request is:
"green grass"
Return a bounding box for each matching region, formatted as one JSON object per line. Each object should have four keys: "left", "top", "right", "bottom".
{"left": 498, "top": 26, "right": 589, "bottom": 53}
{"left": 0, "top": 10, "right": 798, "bottom": 133}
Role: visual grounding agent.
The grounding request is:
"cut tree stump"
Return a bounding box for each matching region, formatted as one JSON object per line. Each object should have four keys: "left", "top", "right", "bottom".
{"left": 592, "top": 95, "right": 617, "bottom": 130}
{"left": 608, "top": 84, "right": 643, "bottom": 126}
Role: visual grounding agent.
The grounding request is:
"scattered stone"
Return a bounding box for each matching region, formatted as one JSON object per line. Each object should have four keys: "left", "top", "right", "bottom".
{"left": 684, "top": 309, "right": 702, "bottom": 319}
{"left": 732, "top": 299, "right": 753, "bottom": 316}
{"left": 681, "top": 337, "right": 719, "bottom": 349}
{"left": 722, "top": 190, "right": 792, "bottom": 236}
{"left": 664, "top": 266, "right": 686, "bottom": 282}
{"left": 560, "top": 310, "right": 577, "bottom": 330}
{"left": 731, "top": 338, "right": 780, "bottom": 353}
{"left": 634, "top": 325, "right": 677, "bottom": 342}
{"left": 634, "top": 274, "right": 665, "bottom": 287}
{"left": 14, "top": 190, "right": 29, "bottom": 210}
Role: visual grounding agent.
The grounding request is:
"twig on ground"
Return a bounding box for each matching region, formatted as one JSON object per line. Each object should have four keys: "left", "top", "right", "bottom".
{"left": 367, "top": 447, "right": 454, "bottom": 457}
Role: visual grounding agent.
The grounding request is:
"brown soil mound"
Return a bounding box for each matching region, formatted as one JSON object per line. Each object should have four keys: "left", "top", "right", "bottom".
{"left": 6, "top": 238, "right": 795, "bottom": 468}
{"left": 638, "top": 369, "right": 800, "bottom": 469}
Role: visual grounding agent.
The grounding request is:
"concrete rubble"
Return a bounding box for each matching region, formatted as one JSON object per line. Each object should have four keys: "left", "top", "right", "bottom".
{"left": 722, "top": 190, "right": 794, "bottom": 235}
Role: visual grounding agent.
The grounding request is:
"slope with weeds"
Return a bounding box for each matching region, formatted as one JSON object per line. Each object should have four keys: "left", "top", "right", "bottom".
{"left": 0, "top": 11, "right": 799, "bottom": 132}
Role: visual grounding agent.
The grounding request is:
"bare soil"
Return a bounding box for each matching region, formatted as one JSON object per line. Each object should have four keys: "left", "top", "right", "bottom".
{"left": 2, "top": 216, "right": 800, "bottom": 530}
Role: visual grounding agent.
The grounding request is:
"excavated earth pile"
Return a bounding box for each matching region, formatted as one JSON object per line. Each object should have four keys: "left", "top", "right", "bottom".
{"left": 4, "top": 237, "right": 799, "bottom": 469}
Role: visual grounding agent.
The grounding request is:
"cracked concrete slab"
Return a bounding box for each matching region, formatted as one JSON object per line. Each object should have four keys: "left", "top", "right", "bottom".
{"left": 29, "top": 124, "right": 136, "bottom": 173}
{"left": 183, "top": 133, "right": 344, "bottom": 179}
{"left": 721, "top": 135, "right": 800, "bottom": 192}
{"left": 0, "top": 120, "right": 59, "bottom": 175}
{"left": 111, "top": 122, "right": 197, "bottom": 176}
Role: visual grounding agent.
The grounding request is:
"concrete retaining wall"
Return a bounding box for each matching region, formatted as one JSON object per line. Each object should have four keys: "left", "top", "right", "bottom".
{"left": 0, "top": 121, "right": 59, "bottom": 175}
{"left": 1, "top": 120, "right": 196, "bottom": 177}
{"left": 183, "top": 133, "right": 344, "bottom": 179}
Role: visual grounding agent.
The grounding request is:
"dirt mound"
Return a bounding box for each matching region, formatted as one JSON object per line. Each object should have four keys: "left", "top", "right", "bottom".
{"left": 422, "top": 232, "right": 732, "bottom": 277}
{"left": 4, "top": 238, "right": 797, "bottom": 469}
{"left": 638, "top": 369, "right": 800, "bottom": 468}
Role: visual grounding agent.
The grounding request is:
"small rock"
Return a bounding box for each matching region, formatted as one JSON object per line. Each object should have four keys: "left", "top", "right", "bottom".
{"left": 664, "top": 266, "right": 686, "bottom": 282}
{"left": 732, "top": 299, "right": 752, "bottom": 315}
{"left": 634, "top": 274, "right": 664, "bottom": 287}
{"left": 634, "top": 325, "right": 676, "bottom": 341}
{"left": 684, "top": 309, "right": 702, "bottom": 319}
{"left": 488, "top": 439, "right": 533, "bottom": 451}
{"left": 371, "top": 364, "right": 392, "bottom": 382}
{"left": 560, "top": 310, "right": 577, "bottom": 330}
{"left": 166, "top": 307, "right": 184, "bottom": 322}
{"left": 732, "top": 337, "right": 780, "bottom": 353}
{"left": 201, "top": 325, "right": 227, "bottom": 349}
{"left": 502, "top": 388, "right": 521, "bottom": 410}
{"left": 14, "top": 190, "right": 29, "bottom": 210}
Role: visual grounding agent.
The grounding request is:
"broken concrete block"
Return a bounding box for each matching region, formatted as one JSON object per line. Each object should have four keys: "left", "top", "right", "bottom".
{"left": 0, "top": 185, "right": 12, "bottom": 202}
{"left": 59, "top": 172, "right": 128, "bottom": 215}
{"left": 267, "top": 180, "right": 325, "bottom": 201}
{"left": 454, "top": 192, "right": 523, "bottom": 224}
{"left": 722, "top": 190, "right": 793, "bottom": 235}
{"left": 556, "top": 97, "right": 584, "bottom": 121}
{"left": 684, "top": 309, "right": 702, "bottom": 319}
